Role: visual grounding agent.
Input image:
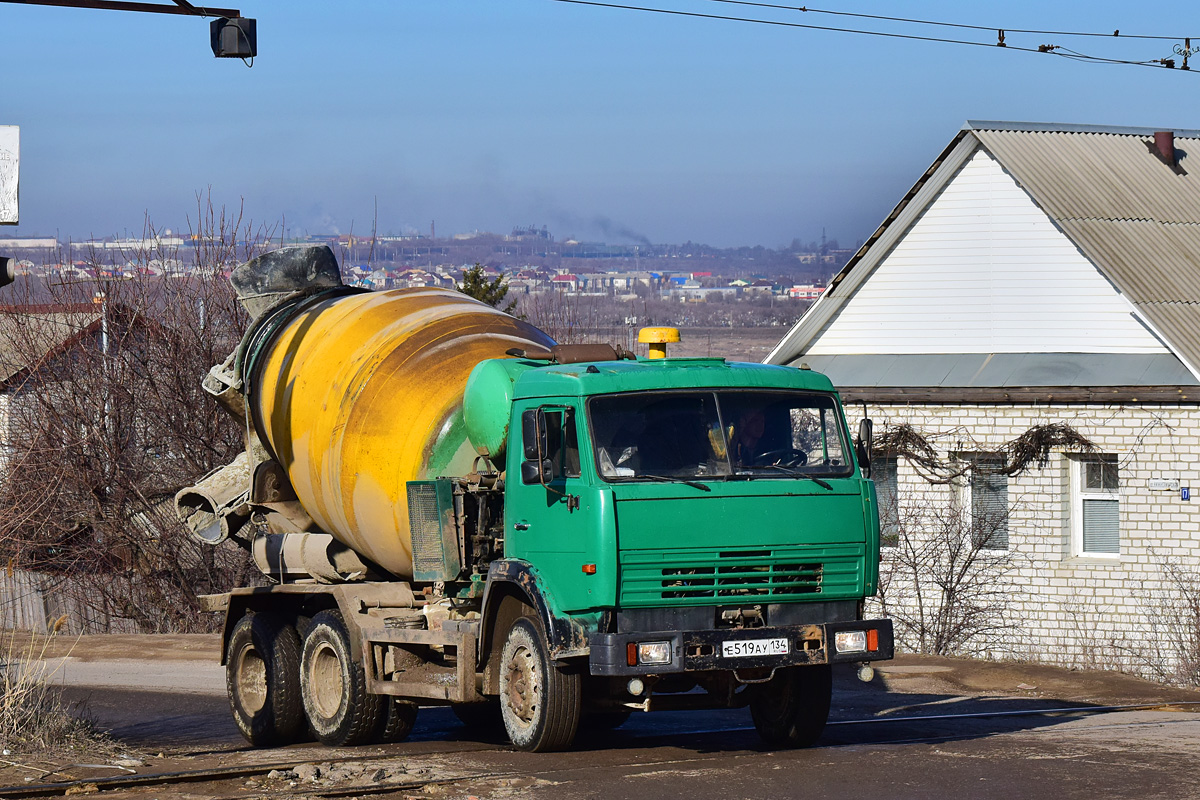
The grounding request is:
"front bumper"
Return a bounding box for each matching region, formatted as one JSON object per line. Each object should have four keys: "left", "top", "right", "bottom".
{"left": 588, "top": 618, "right": 894, "bottom": 676}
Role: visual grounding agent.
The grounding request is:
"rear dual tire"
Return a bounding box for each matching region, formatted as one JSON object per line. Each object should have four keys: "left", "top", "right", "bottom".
{"left": 226, "top": 612, "right": 306, "bottom": 747}
{"left": 300, "top": 609, "right": 389, "bottom": 747}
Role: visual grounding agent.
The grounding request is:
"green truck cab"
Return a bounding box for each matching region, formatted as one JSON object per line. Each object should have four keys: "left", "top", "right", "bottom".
{"left": 455, "top": 349, "right": 894, "bottom": 750}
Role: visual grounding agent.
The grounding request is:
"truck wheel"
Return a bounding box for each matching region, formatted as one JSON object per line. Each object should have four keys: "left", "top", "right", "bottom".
{"left": 226, "top": 612, "right": 305, "bottom": 747}
{"left": 300, "top": 609, "right": 384, "bottom": 746}
{"left": 498, "top": 617, "right": 581, "bottom": 752}
{"left": 749, "top": 665, "right": 832, "bottom": 748}
{"left": 375, "top": 697, "right": 419, "bottom": 744}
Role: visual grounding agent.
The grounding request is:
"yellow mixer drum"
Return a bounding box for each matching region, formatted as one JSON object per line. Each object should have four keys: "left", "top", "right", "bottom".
{"left": 250, "top": 287, "right": 554, "bottom": 578}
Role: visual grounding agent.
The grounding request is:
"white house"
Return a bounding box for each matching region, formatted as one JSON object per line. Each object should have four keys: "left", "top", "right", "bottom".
{"left": 768, "top": 121, "right": 1200, "bottom": 683}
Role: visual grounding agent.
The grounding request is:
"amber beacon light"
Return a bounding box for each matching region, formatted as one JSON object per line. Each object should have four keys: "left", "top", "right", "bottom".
{"left": 638, "top": 327, "right": 681, "bottom": 359}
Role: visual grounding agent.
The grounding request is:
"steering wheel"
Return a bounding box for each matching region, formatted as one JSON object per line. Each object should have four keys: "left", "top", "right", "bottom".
{"left": 751, "top": 448, "right": 808, "bottom": 467}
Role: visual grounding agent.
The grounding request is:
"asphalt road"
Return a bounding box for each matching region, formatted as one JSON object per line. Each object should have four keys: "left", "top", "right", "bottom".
{"left": 29, "top": 655, "right": 1200, "bottom": 800}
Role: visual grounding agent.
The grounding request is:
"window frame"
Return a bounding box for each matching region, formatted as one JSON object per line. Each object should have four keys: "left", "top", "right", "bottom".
{"left": 962, "top": 453, "right": 1009, "bottom": 551}
{"left": 1069, "top": 455, "right": 1120, "bottom": 558}
{"left": 585, "top": 388, "right": 855, "bottom": 484}
{"left": 537, "top": 405, "right": 582, "bottom": 481}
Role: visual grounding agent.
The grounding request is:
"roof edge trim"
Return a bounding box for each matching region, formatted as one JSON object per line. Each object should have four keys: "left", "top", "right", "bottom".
{"left": 966, "top": 120, "right": 1200, "bottom": 138}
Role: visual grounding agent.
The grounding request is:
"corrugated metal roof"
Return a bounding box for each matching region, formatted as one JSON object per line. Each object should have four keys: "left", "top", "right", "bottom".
{"left": 973, "top": 127, "right": 1200, "bottom": 223}
{"left": 970, "top": 124, "right": 1200, "bottom": 375}
{"left": 0, "top": 306, "right": 102, "bottom": 385}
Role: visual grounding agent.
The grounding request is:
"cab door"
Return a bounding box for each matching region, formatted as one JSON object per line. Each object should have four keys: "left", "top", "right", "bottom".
{"left": 505, "top": 401, "right": 611, "bottom": 611}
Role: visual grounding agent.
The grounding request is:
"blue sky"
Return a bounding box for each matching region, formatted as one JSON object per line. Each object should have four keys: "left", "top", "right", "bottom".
{"left": 4, "top": 1, "right": 1200, "bottom": 247}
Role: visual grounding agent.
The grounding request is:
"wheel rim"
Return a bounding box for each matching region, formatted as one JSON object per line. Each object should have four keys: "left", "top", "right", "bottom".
{"left": 234, "top": 643, "right": 267, "bottom": 714}
{"left": 308, "top": 640, "right": 345, "bottom": 720}
{"left": 504, "top": 642, "right": 540, "bottom": 729}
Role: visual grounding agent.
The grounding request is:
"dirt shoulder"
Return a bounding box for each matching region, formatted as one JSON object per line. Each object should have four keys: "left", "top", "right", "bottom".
{"left": 4, "top": 631, "right": 221, "bottom": 663}
{"left": 878, "top": 652, "right": 1200, "bottom": 707}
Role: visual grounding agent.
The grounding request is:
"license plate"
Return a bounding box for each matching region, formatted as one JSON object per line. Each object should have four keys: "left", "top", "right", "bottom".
{"left": 722, "top": 637, "right": 789, "bottom": 658}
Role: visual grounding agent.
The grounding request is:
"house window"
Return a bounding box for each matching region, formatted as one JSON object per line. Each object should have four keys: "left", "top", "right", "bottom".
{"left": 874, "top": 455, "right": 899, "bottom": 548}
{"left": 967, "top": 455, "right": 1008, "bottom": 550}
{"left": 1071, "top": 455, "right": 1119, "bottom": 556}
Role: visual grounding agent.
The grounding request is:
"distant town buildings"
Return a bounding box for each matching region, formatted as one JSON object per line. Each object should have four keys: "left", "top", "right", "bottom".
{"left": 0, "top": 226, "right": 842, "bottom": 305}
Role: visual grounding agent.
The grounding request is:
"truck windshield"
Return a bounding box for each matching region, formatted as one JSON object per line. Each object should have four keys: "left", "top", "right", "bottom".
{"left": 589, "top": 391, "right": 852, "bottom": 482}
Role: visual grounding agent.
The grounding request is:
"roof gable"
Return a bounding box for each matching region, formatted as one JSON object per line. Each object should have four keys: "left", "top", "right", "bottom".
{"left": 806, "top": 147, "right": 1165, "bottom": 357}
{"left": 768, "top": 121, "right": 1200, "bottom": 386}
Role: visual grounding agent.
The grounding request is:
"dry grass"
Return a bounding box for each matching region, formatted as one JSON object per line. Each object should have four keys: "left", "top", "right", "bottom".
{"left": 0, "top": 623, "right": 113, "bottom": 756}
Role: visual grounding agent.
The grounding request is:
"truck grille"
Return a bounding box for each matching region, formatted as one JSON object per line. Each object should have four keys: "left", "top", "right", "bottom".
{"left": 619, "top": 544, "right": 863, "bottom": 607}
{"left": 661, "top": 551, "right": 821, "bottom": 599}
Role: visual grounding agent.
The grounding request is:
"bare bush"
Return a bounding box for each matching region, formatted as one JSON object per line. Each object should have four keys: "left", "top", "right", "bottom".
{"left": 0, "top": 626, "right": 110, "bottom": 755}
{"left": 1131, "top": 555, "right": 1200, "bottom": 687}
{"left": 876, "top": 491, "right": 1020, "bottom": 657}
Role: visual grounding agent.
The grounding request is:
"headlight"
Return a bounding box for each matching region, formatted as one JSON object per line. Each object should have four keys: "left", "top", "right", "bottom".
{"left": 834, "top": 630, "right": 868, "bottom": 654}
{"left": 637, "top": 641, "right": 672, "bottom": 665}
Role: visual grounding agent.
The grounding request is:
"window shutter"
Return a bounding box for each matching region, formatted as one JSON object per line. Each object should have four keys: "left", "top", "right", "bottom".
{"left": 1082, "top": 498, "right": 1119, "bottom": 554}
{"left": 971, "top": 465, "right": 1008, "bottom": 549}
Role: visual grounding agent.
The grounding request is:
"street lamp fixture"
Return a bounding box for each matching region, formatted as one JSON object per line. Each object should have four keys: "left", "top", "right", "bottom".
{"left": 0, "top": 0, "right": 256, "bottom": 58}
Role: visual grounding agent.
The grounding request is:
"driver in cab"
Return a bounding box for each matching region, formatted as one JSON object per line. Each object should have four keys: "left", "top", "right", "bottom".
{"left": 730, "top": 407, "right": 768, "bottom": 466}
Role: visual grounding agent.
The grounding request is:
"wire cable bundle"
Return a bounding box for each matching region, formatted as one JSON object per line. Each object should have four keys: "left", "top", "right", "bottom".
{"left": 547, "top": 0, "right": 1200, "bottom": 74}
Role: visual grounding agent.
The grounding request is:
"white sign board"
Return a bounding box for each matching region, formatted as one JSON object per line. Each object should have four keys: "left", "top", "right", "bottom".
{"left": 0, "top": 126, "right": 18, "bottom": 225}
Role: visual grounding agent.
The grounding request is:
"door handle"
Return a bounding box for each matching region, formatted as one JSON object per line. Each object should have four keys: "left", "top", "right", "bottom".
{"left": 514, "top": 521, "right": 530, "bottom": 531}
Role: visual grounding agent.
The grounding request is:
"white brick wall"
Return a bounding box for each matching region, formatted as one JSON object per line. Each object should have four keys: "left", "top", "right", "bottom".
{"left": 867, "top": 401, "right": 1200, "bottom": 683}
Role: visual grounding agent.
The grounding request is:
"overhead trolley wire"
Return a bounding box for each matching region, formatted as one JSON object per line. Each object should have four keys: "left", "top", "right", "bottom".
{"left": 700, "top": 0, "right": 1197, "bottom": 41}
{"left": 546, "top": 0, "right": 1197, "bottom": 73}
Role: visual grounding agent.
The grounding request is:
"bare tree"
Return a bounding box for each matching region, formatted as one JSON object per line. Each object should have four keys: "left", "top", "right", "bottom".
{"left": 0, "top": 200, "right": 270, "bottom": 632}
{"left": 516, "top": 291, "right": 623, "bottom": 345}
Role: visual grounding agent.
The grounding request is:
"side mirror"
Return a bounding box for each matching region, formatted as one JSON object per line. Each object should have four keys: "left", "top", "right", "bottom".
{"left": 856, "top": 418, "right": 873, "bottom": 478}
{"left": 521, "top": 458, "right": 554, "bottom": 485}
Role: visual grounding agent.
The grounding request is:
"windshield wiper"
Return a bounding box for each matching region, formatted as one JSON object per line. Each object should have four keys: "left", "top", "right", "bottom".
{"left": 736, "top": 464, "right": 834, "bottom": 490}
{"left": 637, "top": 474, "right": 712, "bottom": 492}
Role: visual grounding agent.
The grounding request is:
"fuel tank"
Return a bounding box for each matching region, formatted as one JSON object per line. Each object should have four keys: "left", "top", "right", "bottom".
{"left": 248, "top": 286, "right": 553, "bottom": 578}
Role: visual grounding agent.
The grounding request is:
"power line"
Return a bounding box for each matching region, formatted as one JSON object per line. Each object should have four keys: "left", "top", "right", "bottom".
{"left": 546, "top": 0, "right": 1195, "bottom": 73}
{"left": 701, "top": 0, "right": 1195, "bottom": 42}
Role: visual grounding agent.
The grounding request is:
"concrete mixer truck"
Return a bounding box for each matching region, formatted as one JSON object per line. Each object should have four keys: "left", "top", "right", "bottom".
{"left": 178, "top": 245, "right": 893, "bottom": 753}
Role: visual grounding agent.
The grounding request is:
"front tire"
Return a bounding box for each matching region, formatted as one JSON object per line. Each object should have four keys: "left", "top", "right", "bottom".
{"left": 226, "top": 612, "right": 305, "bottom": 747}
{"left": 498, "top": 617, "right": 581, "bottom": 752}
{"left": 300, "top": 609, "right": 384, "bottom": 746}
{"left": 749, "top": 665, "right": 832, "bottom": 748}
